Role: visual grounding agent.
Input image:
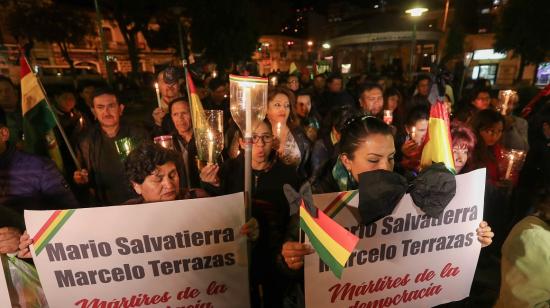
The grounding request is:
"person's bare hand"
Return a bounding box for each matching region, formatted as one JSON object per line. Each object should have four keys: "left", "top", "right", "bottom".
{"left": 401, "top": 139, "right": 418, "bottom": 157}
{"left": 240, "top": 218, "right": 259, "bottom": 241}
{"left": 73, "top": 169, "right": 89, "bottom": 185}
{"left": 282, "top": 241, "right": 315, "bottom": 270}
{"left": 477, "top": 220, "right": 494, "bottom": 248}
{"left": 152, "top": 107, "right": 166, "bottom": 126}
{"left": 199, "top": 164, "right": 220, "bottom": 187}
{"left": 17, "top": 231, "right": 33, "bottom": 259}
{"left": 0, "top": 227, "right": 22, "bottom": 254}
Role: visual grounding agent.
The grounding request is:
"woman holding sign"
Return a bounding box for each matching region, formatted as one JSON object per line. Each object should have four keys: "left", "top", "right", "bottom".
{"left": 281, "top": 116, "right": 494, "bottom": 279}
{"left": 200, "top": 119, "right": 300, "bottom": 308}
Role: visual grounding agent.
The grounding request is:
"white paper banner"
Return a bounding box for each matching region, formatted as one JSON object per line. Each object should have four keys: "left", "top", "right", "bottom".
{"left": 25, "top": 193, "right": 250, "bottom": 308}
{"left": 0, "top": 255, "right": 13, "bottom": 308}
{"left": 305, "top": 169, "right": 486, "bottom": 307}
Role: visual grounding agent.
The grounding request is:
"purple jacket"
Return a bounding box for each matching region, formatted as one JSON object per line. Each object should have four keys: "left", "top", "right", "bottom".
{"left": 0, "top": 145, "right": 79, "bottom": 218}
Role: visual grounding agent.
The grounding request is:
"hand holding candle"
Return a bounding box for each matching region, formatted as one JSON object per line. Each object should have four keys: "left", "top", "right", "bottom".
{"left": 154, "top": 82, "right": 162, "bottom": 110}
{"left": 500, "top": 148, "right": 526, "bottom": 182}
{"left": 498, "top": 90, "right": 517, "bottom": 116}
{"left": 410, "top": 126, "right": 417, "bottom": 141}
{"left": 383, "top": 110, "right": 393, "bottom": 125}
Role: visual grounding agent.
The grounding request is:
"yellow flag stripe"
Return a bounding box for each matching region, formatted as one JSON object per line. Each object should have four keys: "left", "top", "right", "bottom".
{"left": 21, "top": 73, "right": 46, "bottom": 115}
{"left": 33, "top": 210, "right": 69, "bottom": 248}
{"left": 421, "top": 117, "right": 455, "bottom": 170}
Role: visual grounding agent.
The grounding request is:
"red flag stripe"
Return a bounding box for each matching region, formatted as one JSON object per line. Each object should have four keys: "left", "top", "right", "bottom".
{"left": 20, "top": 57, "right": 32, "bottom": 77}
{"left": 303, "top": 204, "right": 358, "bottom": 252}
{"left": 32, "top": 210, "right": 62, "bottom": 243}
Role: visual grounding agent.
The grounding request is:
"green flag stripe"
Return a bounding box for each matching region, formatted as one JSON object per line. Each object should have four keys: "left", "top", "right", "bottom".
{"left": 300, "top": 217, "right": 344, "bottom": 278}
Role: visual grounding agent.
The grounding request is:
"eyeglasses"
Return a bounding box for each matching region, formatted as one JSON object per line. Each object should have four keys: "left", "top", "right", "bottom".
{"left": 252, "top": 134, "right": 273, "bottom": 144}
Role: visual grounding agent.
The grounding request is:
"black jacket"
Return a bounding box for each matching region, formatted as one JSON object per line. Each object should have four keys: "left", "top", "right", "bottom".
{"left": 289, "top": 125, "right": 312, "bottom": 181}
{"left": 76, "top": 122, "right": 148, "bottom": 206}
{"left": 202, "top": 153, "right": 300, "bottom": 307}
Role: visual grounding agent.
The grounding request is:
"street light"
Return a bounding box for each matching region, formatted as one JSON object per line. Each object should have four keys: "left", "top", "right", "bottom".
{"left": 405, "top": 6, "right": 428, "bottom": 80}
{"left": 307, "top": 40, "right": 314, "bottom": 47}
{"left": 322, "top": 42, "right": 331, "bottom": 49}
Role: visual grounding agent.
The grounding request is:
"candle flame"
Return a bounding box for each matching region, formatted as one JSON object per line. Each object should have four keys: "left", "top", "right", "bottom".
{"left": 154, "top": 82, "right": 159, "bottom": 90}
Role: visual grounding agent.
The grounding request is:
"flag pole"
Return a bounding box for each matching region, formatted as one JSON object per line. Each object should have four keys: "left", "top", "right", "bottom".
{"left": 27, "top": 59, "right": 82, "bottom": 170}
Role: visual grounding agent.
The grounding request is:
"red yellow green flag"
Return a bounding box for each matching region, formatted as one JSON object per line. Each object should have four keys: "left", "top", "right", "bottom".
{"left": 323, "top": 190, "right": 358, "bottom": 218}
{"left": 184, "top": 69, "right": 210, "bottom": 161}
{"left": 20, "top": 57, "right": 64, "bottom": 172}
{"left": 420, "top": 101, "right": 455, "bottom": 173}
{"left": 32, "top": 209, "right": 76, "bottom": 255}
{"left": 300, "top": 201, "right": 359, "bottom": 278}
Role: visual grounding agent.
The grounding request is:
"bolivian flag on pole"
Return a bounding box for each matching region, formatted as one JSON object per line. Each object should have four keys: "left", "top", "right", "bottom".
{"left": 420, "top": 101, "right": 455, "bottom": 173}
{"left": 185, "top": 69, "right": 208, "bottom": 130}
{"left": 20, "top": 57, "right": 64, "bottom": 171}
{"left": 300, "top": 201, "right": 359, "bottom": 278}
{"left": 184, "top": 69, "right": 210, "bottom": 162}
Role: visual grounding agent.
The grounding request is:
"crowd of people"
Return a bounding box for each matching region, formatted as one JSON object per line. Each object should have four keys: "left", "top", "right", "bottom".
{"left": 1, "top": 65, "right": 549, "bottom": 307}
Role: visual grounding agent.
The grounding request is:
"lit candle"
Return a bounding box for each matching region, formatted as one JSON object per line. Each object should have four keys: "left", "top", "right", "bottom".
{"left": 244, "top": 87, "right": 252, "bottom": 138}
{"left": 383, "top": 110, "right": 393, "bottom": 125}
{"left": 208, "top": 130, "right": 215, "bottom": 164}
{"left": 411, "top": 126, "right": 417, "bottom": 140}
{"left": 270, "top": 76, "right": 277, "bottom": 87}
{"left": 276, "top": 122, "right": 282, "bottom": 139}
{"left": 212, "top": 70, "right": 218, "bottom": 78}
{"left": 79, "top": 116, "right": 84, "bottom": 128}
{"left": 505, "top": 153, "right": 514, "bottom": 180}
{"left": 154, "top": 82, "right": 162, "bottom": 110}
{"left": 501, "top": 90, "right": 513, "bottom": 116}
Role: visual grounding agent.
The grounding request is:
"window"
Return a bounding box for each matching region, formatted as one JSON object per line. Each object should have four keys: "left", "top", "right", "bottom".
{"left": 536, "top": 62, "right": 550, "bottom": 87}
{"left": 102, "top": 27, "right": 113, "bottom": 42}
{"left": 472, "top": 64, "right": 498, "bottom": 84}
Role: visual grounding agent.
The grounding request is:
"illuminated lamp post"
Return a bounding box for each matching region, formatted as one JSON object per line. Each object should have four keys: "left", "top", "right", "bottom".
{"left": 405, "top": 6, "right": 428, "bottom": 80}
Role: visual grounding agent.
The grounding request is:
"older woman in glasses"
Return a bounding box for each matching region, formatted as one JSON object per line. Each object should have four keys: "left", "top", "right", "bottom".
{"left": 200, "top": 119, "right": 300, "bottom": 307}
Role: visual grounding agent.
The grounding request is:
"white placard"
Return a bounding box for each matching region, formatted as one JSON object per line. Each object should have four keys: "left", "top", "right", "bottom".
{"left": 0, "top": 254, "right": 13, "bottom": 308}
{"left": 305, "top": 169, "right": 486, "bottom": 307}
{"left": 25, "top": 193, "right": 250, "bottom": 308}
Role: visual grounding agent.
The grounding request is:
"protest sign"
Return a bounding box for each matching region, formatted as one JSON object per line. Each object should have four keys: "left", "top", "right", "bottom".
{"left": 305, "top": 169, "right": 486, "bottom": 307}
{"left": 0, "top": 255, "right": 13, "bottom": 308}
{"left": 24, "top": 192, "right": 250, "bottom": 308}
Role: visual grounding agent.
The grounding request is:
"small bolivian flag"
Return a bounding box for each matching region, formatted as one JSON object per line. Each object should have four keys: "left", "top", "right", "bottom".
{"left": 420, "top": 101, "right": 456, "bottom": 173}
{"left": 299, "top": 201, "right": 359, "bottom": 278}
{"left": 185, "top": 70, "right": 208, "bottom": 130}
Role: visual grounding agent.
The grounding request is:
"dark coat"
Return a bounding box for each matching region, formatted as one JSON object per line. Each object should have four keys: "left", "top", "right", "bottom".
{"left": 289, "top": 125, "right": 312, "bottom": 181}
{"left": 310, "top": 134, "right": 337, "bottom": 178}
{"left": 0, "top": 145, "right": 79, "bottom": 221}
{"left": 172, "top": 133, "right": 201, "bottom": 189}
{"left": 76, "top": 122, "right": 149, "bottom": 206}
{"left": 202, "top": 153, "right": 300, "bottom": 308}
